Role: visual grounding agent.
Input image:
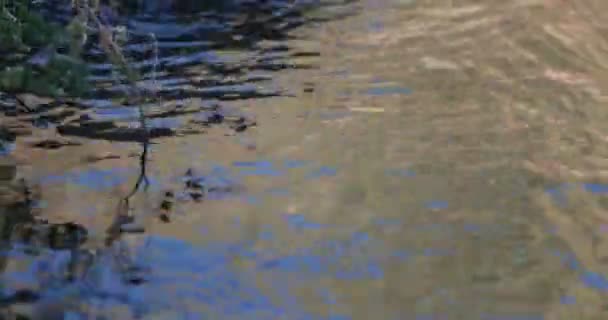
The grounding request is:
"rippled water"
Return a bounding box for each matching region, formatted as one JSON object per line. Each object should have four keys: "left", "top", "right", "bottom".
{"left": 4, "top": 0, "right": 608, "bottom": 319}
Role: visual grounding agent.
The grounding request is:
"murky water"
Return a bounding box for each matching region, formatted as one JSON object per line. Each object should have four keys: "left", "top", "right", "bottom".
{"left": 4, "top": 0, "right": 608, "bottom": 319}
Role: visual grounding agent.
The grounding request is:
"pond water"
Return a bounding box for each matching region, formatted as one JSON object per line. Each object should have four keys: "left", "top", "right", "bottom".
{"left": 3, "top": 0, "right": 608, "bottom": 319}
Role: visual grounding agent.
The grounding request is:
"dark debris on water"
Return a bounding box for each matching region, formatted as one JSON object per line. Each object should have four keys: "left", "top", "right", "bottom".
{"left": 0, "top": 1, "right": 360, "bottom": 318}
{"left": 0, "top": 0, "right": 351, "bottom": 147}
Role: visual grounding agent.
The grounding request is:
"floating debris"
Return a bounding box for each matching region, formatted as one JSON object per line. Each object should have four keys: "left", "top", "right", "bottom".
{"left": 159, "top": 191, "right": 174, "bottom": 223}
{"left": 30, "top": 138, "right": 82, "bottom": 149}
{"left": 82, "top": 152, "right": 122, "bottom": 163}
{"left": 348, "top": 107, "right": 385, "bottom": 113}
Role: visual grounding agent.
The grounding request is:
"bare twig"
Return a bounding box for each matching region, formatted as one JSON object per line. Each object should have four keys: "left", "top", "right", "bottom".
{"left": 73, "top": 2, "right": 157, "bottom": 246}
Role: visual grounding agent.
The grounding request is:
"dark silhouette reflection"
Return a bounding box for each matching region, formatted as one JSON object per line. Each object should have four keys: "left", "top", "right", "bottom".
{"left": 106, "top": 133, "right": 150, "bottom": 245}
{"left": 50, "top": 101, "right": 257, "bottom": 142}
{"left": 0, "top": 151, "right": 156, "bottom": 318}
{"left": 158, "top": 191, "right": 173, "bottom": 222}
{"left": 0, "top": 173, "right": 91, "bottom": 318}
{"left": 181, "top": 167, "right": 240, "bottom": 202}
{"left": 0, "top": 1, "right": 360, "bottom": 318}
{"left": 0, "top": 175, "right": 62, "bottom": 246}
{"left": 0, "top": 0, "right": 357, "bottom": 143}
{"left": 0, "top": 152, "right": 284, "bottom": 319}
{"left": 0, "top": 128, "right": 158, "bottom": 317}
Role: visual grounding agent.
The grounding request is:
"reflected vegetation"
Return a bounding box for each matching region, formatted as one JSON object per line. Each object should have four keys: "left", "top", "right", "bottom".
{"left": 2, "top": 0, "right": 353, "bottom": 145}
{"left": 5, "top": 0, "right": 608, "bottom": 319}
{"left": 0, "top": 1, "right": 363, "bottom": 319}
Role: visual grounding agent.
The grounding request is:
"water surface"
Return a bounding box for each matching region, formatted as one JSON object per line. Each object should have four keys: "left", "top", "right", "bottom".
{"left": 3, "top": 0, "right": 608, "bottom": 319}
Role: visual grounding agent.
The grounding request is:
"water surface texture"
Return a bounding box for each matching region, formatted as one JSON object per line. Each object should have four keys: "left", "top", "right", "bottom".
{"left": 3, "top": 0, "right": 608, "bottom": 319}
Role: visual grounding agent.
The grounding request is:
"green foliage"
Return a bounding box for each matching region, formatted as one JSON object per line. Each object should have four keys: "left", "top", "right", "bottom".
{"left": 0, "top": 1, "right": 62, "bottom": 52}
{"left": 0, "top": 0, "right": 90, "bottom": 97}
{"left": 0, "top": 55, "right": 89, "bottom": 96}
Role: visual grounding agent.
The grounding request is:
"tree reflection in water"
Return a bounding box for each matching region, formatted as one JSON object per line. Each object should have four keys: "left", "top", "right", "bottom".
{"left": 0, "top": 143, "right": 156, "bottom": 319}
{"left": 0, "top": 0, "right": 359, "bottom": 318}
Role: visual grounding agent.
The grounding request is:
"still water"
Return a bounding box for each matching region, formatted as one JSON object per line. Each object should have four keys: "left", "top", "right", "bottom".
{"left": 2, "top": 0, "right": 608, "bottom": 319}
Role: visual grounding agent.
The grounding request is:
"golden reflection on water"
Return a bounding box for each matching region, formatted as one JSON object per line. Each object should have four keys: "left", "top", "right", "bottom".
{"left": 248, "top": 1, "right": 608, "bottom": 318}
{"left": 8, "top": 0, "right": 608, "bottom": 318}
